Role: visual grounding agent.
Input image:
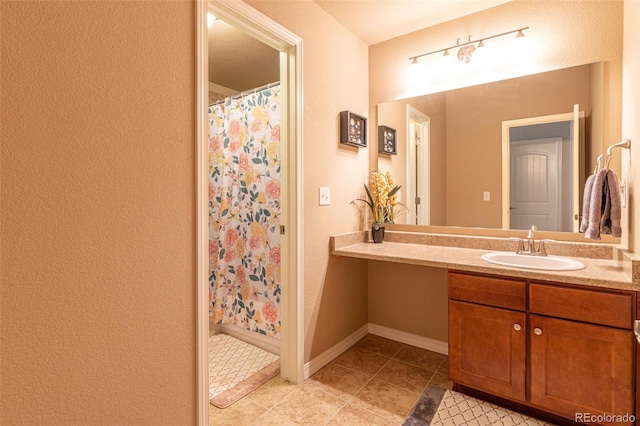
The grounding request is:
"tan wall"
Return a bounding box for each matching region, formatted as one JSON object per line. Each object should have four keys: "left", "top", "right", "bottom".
{"left": 368, "top": 262, "right": 449, "bottom": 342}
{"left": 1, "top": 2, "right": 196, "bottom": 425}
{"left": 624, "top": 1, "right": 640, "bottom": 252}
{"left": 244, "top": 0, "right": 370, "bottom": 361}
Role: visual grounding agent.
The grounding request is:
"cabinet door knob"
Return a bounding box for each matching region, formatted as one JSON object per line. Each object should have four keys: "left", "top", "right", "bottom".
{"left": 513, "top": 324, "right": 522, "bottom": 331}
{"left": 534, "top": 327, "right": 542, "bottom": 335}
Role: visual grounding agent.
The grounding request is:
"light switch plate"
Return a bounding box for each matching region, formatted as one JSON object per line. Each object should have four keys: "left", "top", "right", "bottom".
{"left": 483, "top": 191, "right": 491, "bottom": 201}
{"left": 319, "top": 187, "right": 330, "bottom": 206}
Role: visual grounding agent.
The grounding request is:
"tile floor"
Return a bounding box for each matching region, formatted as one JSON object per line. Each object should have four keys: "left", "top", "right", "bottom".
{"left": 209, "top": 334, "right": 452, "bottom": 425}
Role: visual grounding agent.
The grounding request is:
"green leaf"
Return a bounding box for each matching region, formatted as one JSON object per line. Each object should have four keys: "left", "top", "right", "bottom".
{"left": 364, "top": 184, "right": 374, "bottom": 208}
{"left": 388, "top": 185, "right": 401, "bottom": 198}
{"left": 249, "top": 274, "right": 260, "bottom": 281}
{"left": 355, "top": 198, "right": 373, "bottom": 210}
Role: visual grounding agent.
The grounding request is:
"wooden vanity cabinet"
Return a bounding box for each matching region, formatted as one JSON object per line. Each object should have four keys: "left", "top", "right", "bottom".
{"left": 448, "top": 273, "right": 527, "bottom": 401}
{"left": 448, "top": 272, "right": 636, "bottom": 426}
{"left": 637, "top": 297, "right": 640, "bottom": 424}
{"left": 529, "top": 283, "right": 635, "bottom": 424}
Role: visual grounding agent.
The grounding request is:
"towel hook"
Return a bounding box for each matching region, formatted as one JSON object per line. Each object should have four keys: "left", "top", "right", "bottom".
{"left": 593, "top": 154, "right": 603, "bottom": 174}
{"left": 604, "top": 139, "right": 631, "bottom": 169}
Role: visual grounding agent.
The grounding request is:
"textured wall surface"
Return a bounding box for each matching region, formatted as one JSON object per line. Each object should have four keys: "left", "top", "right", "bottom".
{"left": 1, "top": 2, "right": 196, "bottom": 424}
{"left": 623, "top": 0, "right": 640, "bottom": 252}
{"left": 245, "top": 0, "right": 371, "bottom": 361}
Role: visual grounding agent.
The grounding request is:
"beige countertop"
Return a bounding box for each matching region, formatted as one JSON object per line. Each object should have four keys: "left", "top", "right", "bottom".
{"left": 331, "top": 233, "right": 639, "bottom": 292}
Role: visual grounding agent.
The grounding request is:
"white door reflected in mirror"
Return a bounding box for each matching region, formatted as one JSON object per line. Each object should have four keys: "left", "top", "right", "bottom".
{"left": 502, "top": 104, "right": 582, "bottom": 232}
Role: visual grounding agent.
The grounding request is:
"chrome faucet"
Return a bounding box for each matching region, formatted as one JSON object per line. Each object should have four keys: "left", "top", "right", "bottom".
{"left": 526, "top": 225, "right": 536, "bottom": 253}
{"left": 509, "top": 225, "right": 554, "bottom": 256}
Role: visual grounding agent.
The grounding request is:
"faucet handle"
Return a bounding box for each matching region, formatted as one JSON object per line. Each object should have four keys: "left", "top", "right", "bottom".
{"left": 508, "top": 237, "right": 524, "bottom": 254}
{"left": 538, "top": 239, "right": 555, "bottom": 256}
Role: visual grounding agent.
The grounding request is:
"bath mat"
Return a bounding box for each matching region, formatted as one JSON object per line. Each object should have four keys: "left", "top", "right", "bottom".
{"left": 209, "top": 333, "right": 280, "bottom": 408}
{"left": 403, "top": 385, "right": 554, "bottom": 425}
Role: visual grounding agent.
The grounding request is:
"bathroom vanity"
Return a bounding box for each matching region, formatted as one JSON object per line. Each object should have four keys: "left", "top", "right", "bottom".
{"left": 449, "top": 271, "right": 634, "bottom": 425}
{"left": 330, "top": 230, "right": 640, "bottom": 425}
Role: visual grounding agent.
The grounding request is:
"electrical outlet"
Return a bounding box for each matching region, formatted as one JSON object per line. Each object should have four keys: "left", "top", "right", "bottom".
{"left": 319, "top": 187, "right": 330, "bottom": 206}
{"left": 483, "top": 191, "right": 491, "bottom": 201}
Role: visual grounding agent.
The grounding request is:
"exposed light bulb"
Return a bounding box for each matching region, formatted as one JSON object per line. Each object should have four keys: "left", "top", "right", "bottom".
{"left": 207, "top": 13, "right": 217, "bottom": 28}
{"left": 441, "top": 49, "right": 458, "bottom": 74}
{"left": 510, "top": 30, "right": 531, "bottom": 63}
{"left": 406, "top": 58, "right": 425, "bottom": 86}
{"left": 471, "top": 40, "right": 493, "bottom": 69}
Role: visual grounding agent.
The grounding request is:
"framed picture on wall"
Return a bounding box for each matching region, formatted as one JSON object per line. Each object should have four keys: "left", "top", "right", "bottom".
{"left": 378, "top": 125, "right": 397, "bottom": 155}
{"left": 340, "top": 110, "right": 367, "bottom": 148}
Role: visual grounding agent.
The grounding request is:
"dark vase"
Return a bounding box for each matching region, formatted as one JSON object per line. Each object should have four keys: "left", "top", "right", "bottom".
{"left": 371, "top": 222, "right": 385, "bottom": 243}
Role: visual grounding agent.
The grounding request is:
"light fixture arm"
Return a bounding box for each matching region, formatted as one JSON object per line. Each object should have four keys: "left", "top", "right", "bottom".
{"left": 408, "top": 26, "right": 529, "bottom": 62}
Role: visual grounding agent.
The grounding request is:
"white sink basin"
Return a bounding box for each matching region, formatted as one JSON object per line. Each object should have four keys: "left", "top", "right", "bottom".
{"left": 481, "top": 252, "right": 585, "bottom": 271}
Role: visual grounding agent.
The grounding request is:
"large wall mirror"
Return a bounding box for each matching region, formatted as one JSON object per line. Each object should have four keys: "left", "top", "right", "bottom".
{"left": 377, "top": 62, "right": 605, "bottom": 235}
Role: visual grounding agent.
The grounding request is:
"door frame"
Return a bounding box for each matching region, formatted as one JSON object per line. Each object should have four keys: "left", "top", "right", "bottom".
{"left": 406, "top": 105, "right": 430, "bottom": 225}
{"left": 196, "top": 1, "right": 304, "bottom": 425}
{"left": 501, "top": 106, "right": 581, "bottom": 230}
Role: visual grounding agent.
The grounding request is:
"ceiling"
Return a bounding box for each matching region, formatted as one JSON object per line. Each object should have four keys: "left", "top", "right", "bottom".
{"left": 208, "top": 0, "right": 511, "bottom": 94}
{"left": 208, "top": 19, "right": 280, "bottom": 94}
{"left": 313, "top": 0, "right": 512, "bottom": 46}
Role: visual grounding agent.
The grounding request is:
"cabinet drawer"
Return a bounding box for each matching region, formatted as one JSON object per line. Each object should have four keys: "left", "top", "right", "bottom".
{"left": 449, "top": 272, "right": 526, "bottom": 311}
{"left": 529, "top": 283, "right": 633, "bottom": 329}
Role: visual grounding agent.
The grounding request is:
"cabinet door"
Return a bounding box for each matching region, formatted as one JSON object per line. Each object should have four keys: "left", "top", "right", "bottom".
{"left": 449, "top": 300, "right": 526, "bottom": 400}
{"left": 530, "top": 315, "right": 634, "bottom": 425}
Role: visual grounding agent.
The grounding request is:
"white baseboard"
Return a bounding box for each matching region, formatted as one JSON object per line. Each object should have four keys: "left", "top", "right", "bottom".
{"left": 303, "top": 324, "right": 369, "bottom": 379}
{"left": 210, "top": 322, "right": 280, "bottom": 356}
{"left": 368, "top": 323, "right": 448, "bottom": 355}
{"left": 302, "top": 323, "right": 448, "bottom": 380}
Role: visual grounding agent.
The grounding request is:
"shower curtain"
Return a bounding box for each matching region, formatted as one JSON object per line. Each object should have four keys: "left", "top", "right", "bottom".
{"left": 208, "top": 83, "right": 281, "bottom": 339}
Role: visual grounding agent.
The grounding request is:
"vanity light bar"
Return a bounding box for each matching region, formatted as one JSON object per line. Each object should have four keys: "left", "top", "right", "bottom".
{"left": 408, "top": 26, "right": 529, "bottom": 63}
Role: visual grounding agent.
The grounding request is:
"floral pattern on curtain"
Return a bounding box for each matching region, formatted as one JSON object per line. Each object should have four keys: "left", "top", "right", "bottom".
{"left": 208, "top": 84, "right": 281, "bottom": 339}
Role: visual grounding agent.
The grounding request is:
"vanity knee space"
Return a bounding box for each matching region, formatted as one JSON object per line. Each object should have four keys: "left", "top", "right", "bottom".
{"left": 448, "top": 271, "right": 636, "bottom": 426}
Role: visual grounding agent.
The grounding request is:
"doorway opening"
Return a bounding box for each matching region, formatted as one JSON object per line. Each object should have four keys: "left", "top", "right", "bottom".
{"left": 197, "top": 2, "right": 303, "bottom": 424}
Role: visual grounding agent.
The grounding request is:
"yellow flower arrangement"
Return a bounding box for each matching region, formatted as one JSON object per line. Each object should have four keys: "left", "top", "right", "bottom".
{"left": 355, "top": 170, "right": 405, "bottom": 224}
